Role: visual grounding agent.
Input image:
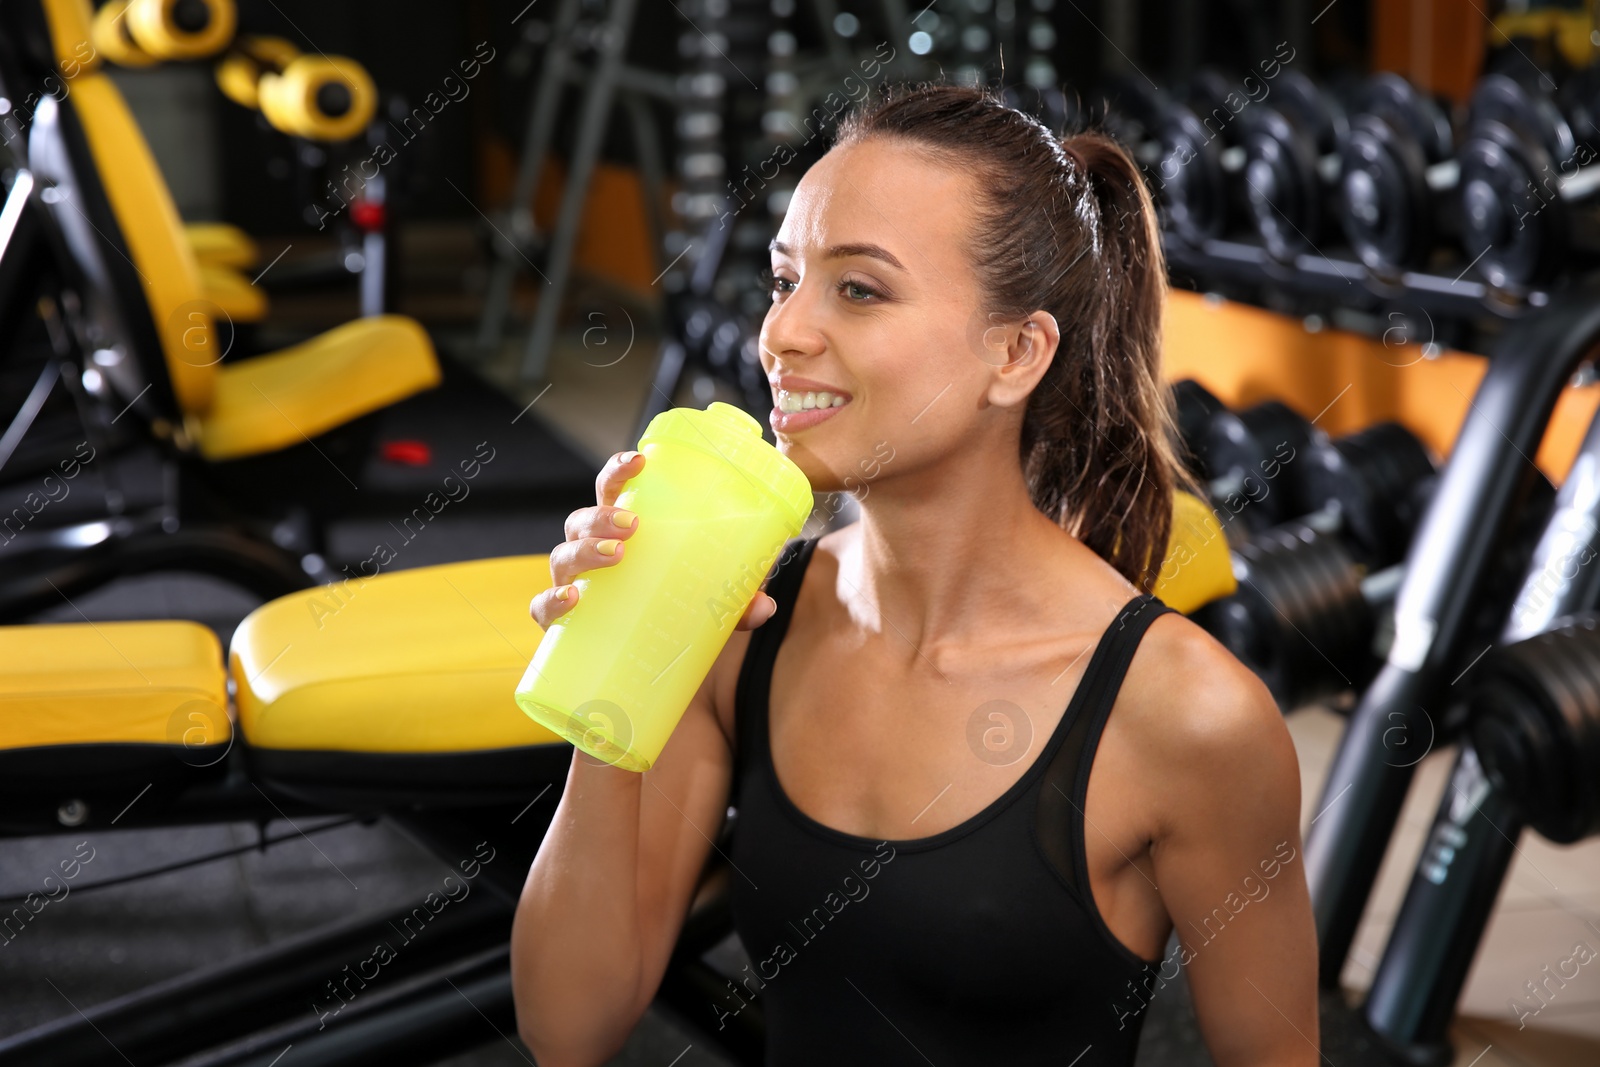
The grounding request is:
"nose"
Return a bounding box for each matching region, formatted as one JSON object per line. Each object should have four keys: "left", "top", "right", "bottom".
{"left": 759, "top": 275, "right": 826, "bottom": 367}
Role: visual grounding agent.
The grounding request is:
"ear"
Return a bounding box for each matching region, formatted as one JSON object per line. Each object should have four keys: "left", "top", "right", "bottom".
{"left": 984, "top": 309, "right": 1060, "bottom": 410}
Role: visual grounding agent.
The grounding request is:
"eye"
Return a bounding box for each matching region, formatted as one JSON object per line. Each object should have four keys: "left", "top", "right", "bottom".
{"left": 837, "top": 278, "right": 883, "bottom": 302}
{"left": 760, "top": 266, "right": 794, "bottom": 300}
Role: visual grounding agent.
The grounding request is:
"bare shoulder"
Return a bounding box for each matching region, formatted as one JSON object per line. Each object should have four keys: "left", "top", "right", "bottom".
{"left": 1116, "top": 611, "right": 1298, "bottom": 828}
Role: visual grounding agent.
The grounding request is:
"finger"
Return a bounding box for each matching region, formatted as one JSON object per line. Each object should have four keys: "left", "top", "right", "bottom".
{"left": 563, "top": 502, "right": 640, "bottom": 545}
{"left": 595, "top": 450, "right": 644, "bottom": 508}
{"left": 548, "top": 535, "right": 627, "bottom": 587}
{"left": 735, "top": 592, "right": 776, "bottom": 631}
{"left": 530, "top": 583, "right": 579, "bottom": 629}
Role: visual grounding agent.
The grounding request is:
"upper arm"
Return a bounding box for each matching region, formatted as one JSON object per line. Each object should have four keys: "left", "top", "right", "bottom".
{"left": 1143, "top": 624, "right": 1319, "bottom": 1067}
{"left": 629, "top": 628, "right": 749, "bottom": 1017}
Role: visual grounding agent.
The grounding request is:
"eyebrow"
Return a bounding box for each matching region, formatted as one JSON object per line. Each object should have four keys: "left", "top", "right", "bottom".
{"left": 769, "top": 239, "right": 907, "bottom": 272}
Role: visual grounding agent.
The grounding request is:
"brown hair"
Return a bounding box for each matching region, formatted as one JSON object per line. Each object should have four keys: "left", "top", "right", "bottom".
{"left": 830, "top": 81, "right": 1200, "bottom": 592}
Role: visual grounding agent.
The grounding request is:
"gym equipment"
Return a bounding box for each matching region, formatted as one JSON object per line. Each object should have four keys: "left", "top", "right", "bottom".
{"left": 1360, "top": 618, "right": 1600, "bottom": 1065}
{"left": 1301, "top": 419, "right": 1438, "bottom": 569}
{"left": 1194, "top": 418, "right": 1440, "bottom": 709}
{"left": 124, "top": 0, "right": 236, "bottom": 61}
{"left": 210, "top": 33, "right": 392, "bottom": 316}
{"left": 1177, "top": 389, "right": 1437, "bottom": 554}
{"left": 1337, "top": 72, "right": 1457, "bottom": 276}
{"left": 184, "top": 220, "right": 258, "bottom": 269}
{"left": 633, "top": 186, "right": 772, "bottom": 443}
{"left": 1201, "top": 466, "right": 1551, "bottom": 714}
{"left": 1457, "top": 70, "right": 1600, "bottom": 290}
{"left": 88, "top": 0, "right": 158, "bottom": 69}
{"left": 1101, "top": 69, "right": 1249, "bottom": 250}
{"left": 1198, "top": 519, "right": 1394, "bottom": 711}
{"left": 1358, "top": 396, "right": 1600, "bottom": 1063}
{"left": 1198, "top": 397, "right": 1318, "bottom": 534}
{"left": 1303, "top": 275, "right": 1600, "bottom": 989}
{"left": 472, "top": 0, "right": 674, "bottom": 381}
{"left": 1236, "top": 69, "right": 1349, "bottom": 261}
{"left": 1157, "top": 488, "right": 1238, "bottom": 614}
{"left": 0, "top": 0, "right": 456, "bottom": 620}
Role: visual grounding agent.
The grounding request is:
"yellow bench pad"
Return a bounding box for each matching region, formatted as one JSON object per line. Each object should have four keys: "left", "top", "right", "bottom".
{"left": 0, "top": 620, "right": 228, "bottom": 749}
{"left": 232, "top": 555, "right": 563, "bottom": 753}
{"left": 199, "top": 314, "right": 441, "bottom": 460}
{"left": 199, "top": 263, "right": 268, "bottom": 323}
{"left": 185, "top": 221, "right": 259, "bottom": 269}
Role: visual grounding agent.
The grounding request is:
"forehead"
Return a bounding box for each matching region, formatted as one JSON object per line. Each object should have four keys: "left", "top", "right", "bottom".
{"left": 774, "top": 139, "right": 976, "bottom": 277}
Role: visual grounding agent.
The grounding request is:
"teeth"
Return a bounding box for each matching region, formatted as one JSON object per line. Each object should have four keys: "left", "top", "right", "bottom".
{"left": 777, "top": 390, "right": 848, "bottom": 414}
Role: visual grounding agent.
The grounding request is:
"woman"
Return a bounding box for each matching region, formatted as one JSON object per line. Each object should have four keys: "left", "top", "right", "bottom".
{"left": 512, "top": 82, "right": 1317, "bottom": 1066}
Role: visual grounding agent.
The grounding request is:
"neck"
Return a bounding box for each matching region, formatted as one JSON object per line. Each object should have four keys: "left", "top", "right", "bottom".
{"left": 836, "top": 443, "right": 1091, "bottom": 659}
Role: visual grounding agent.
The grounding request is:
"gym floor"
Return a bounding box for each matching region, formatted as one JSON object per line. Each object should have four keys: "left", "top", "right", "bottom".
{"left": 5, "top": 268, "right": 1600, "bottom": 1067}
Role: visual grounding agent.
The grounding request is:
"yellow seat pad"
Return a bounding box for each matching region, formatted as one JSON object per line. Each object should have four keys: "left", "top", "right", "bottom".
{"left": 199, "top": 314, "right": 440, "bottom": 460}
{"left": 232, "top": 555, "right": 564, "bottom": 753}
{"left": 1153, "top": 489, "right": 1238, "bottom": 613}
{"left": 0, "top": 621, "right": 228, "bottom": 749}
{"left": 186, "top": 221, "right": 259, "bottom": 268}
{"left": 199, "top": 263, "right": 268, "bottom": 323}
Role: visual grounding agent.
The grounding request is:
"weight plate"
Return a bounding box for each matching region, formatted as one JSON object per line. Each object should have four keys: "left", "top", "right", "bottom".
{"left": 1239, "top": 107, "right": 1323, "bottom": 259}
{"left": 1469, "top": 72, "right": 1576, "bottom": 168}
{"left": 1156, "top": 104, "right": 1231, "bottom": 245}
{"left": 1457, "top": 120, "right": 1567, "bottom": 289}
{"left": 1360, "top": 72, "right": 1453, "bottom": 164}
{"left": 1339, "top": 111, "right": 1434, "bottom": 272}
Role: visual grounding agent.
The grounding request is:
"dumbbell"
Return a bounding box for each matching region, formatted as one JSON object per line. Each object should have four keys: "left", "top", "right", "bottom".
{"left": 1174, "top": 381, "right": 1440, "bottom": 559}
{"left": 1189, "top": 420, "right": 1439, "bottom": 708}
{"left": 1337, "top": 72, "right": 1458, "bottom": 275}
{"left": 215, "top": 36, "right": 377, "bottom": 143}
{"left": 1200, "top": 470, "right": 1555, "bottom": 712}
{"left": 1360, "top": 613, "right": 1600, "bottom": 1063}
{"left": 91, "top": 0, "right": 236, "bottom": 67}
{"left": 1301, "top": 420, "right": 1439, "bottom": 570}
{"left": 1235, "top": 69, "right": 1350, "bottom": 261}
{"left": 1101, "top": 70, "right": 1250, "bottom": 248}
{"left": 1173, "top": 382, "right": 1354, "bottom": 540}
{"left": 1458, "top": 70, "right": 1600, "bottom": 289}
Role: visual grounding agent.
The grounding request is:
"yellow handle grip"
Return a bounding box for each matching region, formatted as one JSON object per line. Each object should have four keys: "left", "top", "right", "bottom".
{"left": 126, "top": 0, "right": 237, "bottom": 61}
{"left": 91, "top": 0, "right": 159, "bottom": 68}
{"left": 214, "top": 35, "right": 301, "bottom": 110}
{"left": 257, "top": 55, "right": 377, "bottom": 142}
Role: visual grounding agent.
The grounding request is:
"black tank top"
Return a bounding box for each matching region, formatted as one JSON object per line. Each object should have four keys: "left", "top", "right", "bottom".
{"left": 725, "top": 536, "right": 1177, "bottom": 1065}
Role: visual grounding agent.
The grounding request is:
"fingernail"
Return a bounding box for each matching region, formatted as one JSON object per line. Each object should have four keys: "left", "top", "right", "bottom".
{"left": 621, "top": 451, "right": 641, "bottom": 463}
{"left": 597, "top": 539, "right": 621, "bottom": 556}
{"left": 613, "top": 510, "right": 637, "bottom": 529}
{"left": 554, "top": 585, "right": 570, "bottom": 601}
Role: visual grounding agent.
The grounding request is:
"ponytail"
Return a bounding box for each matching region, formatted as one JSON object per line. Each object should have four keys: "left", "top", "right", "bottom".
{"left": 1039, "top": 130, "right": 1201, "bottom": 590}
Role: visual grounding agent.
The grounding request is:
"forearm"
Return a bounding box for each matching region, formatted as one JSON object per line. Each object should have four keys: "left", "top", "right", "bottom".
{"left": 512, "top": 751, "right": 649, "bottom": 1064}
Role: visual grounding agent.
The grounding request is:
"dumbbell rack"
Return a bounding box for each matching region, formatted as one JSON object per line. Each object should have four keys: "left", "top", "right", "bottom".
{"left": 1164, "top": 235, "right": 1555, "bottom": 326}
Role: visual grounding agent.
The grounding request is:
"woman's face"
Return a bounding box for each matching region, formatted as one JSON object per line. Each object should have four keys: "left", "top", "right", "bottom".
{"left": 760, "top": 138, "right": 1058, "bottom": 496}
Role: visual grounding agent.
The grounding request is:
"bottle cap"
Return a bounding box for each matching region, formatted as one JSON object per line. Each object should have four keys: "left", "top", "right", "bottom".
{"left": 638, "top": 402, "right": 814, "bottom": 531}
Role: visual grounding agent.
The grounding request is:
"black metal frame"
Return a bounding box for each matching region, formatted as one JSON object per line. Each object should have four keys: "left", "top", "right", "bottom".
{"left": 1356, "top": 370, "right": 1600, "bottom": 1064}
{"left": 1303, "top": 276, "right": 1600, "bottom": 989}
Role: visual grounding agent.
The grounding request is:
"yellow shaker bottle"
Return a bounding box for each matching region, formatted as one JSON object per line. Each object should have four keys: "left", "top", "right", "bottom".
{"left": 514, "top": 401, "right": 814, "bottom": 771}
